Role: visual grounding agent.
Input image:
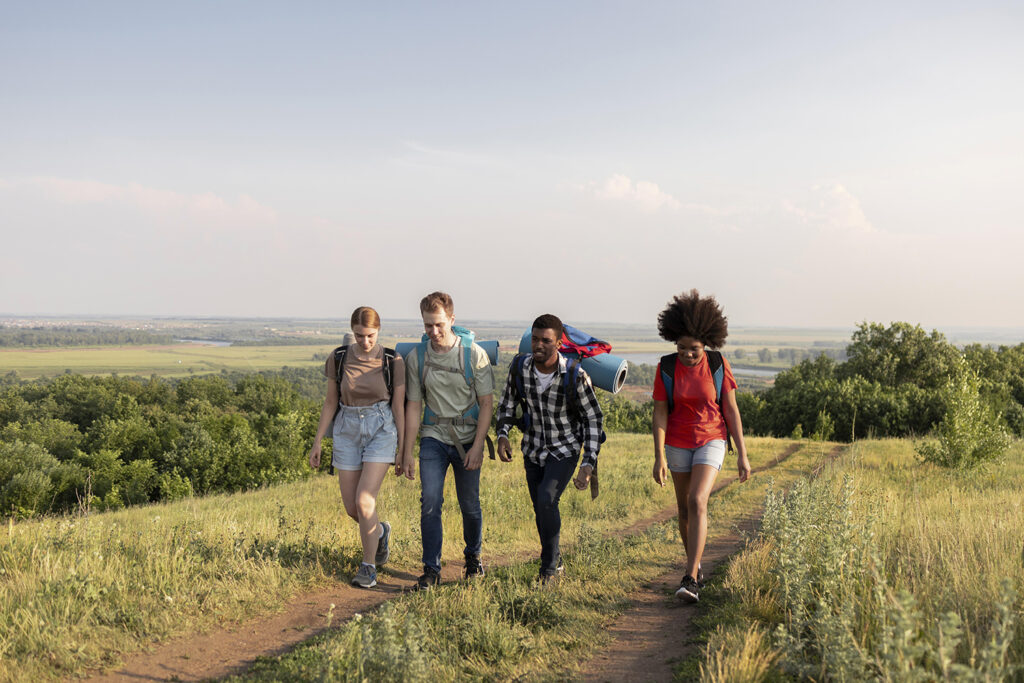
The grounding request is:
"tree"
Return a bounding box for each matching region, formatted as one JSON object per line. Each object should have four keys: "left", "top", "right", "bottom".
{"left": 840, "top": 322, "right": 959, "bottom": 390}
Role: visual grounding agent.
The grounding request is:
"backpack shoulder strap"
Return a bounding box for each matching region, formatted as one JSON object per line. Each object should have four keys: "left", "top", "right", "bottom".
{"left": 705, "top": 350, "right": 724, "bottom": 404}
{"left": 659, "top": 353, "right": 677, "bottom": 413}
{"left": 703, "top": 349, "right": 734, "bottom": 452}
{"left": 382, "top": 347, "right": 396, "bottom": 398}
{"left": 563, "top": 356, "right": 582, "bottom": 421}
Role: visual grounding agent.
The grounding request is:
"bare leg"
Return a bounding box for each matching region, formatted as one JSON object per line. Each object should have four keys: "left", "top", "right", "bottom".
{"left": 684, "top": 464, "right": 719, "bottom": 579}
{"left": 354, "top": 462, "right": 391, "bottom": 565}
{"left": 670, "top": 471, "right": 692, "bottom": 558}
{"left": 337, "top": 470, "right": 361, "bottom": 523}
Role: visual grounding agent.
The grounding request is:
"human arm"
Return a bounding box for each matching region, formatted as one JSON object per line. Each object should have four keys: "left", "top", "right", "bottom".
{"left": 402, "top": 399, "right": 420, "bottom": 480}
{"left": 652, "top": 399, "right": 669, "bottom": 487}
{"left": 308, "top": 367, "right": 339, "bottom": 469}
{"left": 722, "top": 389, "right": 750, "bottom": 482}
{"left": 573, "top": 371, "right": 603, "bottom": 490}
{"left": 464, "top": 392, "right": 493, "bottom": 470}
{"left": 495, "top": 363, "right": 518, "bottom": 463}
{"left": 391, "top": 382, "right": 406, "bottom": 477}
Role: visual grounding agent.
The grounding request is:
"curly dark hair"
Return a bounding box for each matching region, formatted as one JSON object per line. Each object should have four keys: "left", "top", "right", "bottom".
{"left": 657, "top": 289, "right": 729, "bottom": 348}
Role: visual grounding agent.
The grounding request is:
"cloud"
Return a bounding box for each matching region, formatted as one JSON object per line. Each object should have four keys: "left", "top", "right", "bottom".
{"left": 782, "top": 183, "right": 875, "bottom": 235}
{"left": 14, "top": 176, "right": 278, "bottom": 228}
{"left": 590, "top": 173, "right": 682, "bottom": 212}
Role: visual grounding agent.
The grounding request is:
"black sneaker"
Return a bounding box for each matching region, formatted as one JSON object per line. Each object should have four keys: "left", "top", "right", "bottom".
{"left": 464, "top": 555, "right": 485, "bottom": 579}
{"left": 412, "top": 567, "right": 440, "bottom": 591}
{"left": 675, "top": 574, "right": 699, "bottom": 602}
{"left": 375, "top": 521, "right": 391, "bottom": 566}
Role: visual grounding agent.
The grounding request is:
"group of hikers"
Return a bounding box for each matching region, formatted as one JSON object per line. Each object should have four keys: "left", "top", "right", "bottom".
{"left": 307, "top": 289, "right": 750, "bottom": 602}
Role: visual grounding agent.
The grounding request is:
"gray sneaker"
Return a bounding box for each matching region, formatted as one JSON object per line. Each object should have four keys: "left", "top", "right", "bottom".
{"left": 375, "top": 521, "right": 391, "bottom": 566}
{"left": 351, "top": 563, "right": 377, "bottom": 589}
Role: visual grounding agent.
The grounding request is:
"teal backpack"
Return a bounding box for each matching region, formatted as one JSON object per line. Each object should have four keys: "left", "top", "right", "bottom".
{"left": 417, "top": 326, "right": 495, "bottom": 459}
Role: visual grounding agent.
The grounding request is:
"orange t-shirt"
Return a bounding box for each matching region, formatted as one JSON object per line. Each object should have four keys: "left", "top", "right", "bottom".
{"left": 652, "top": 353, "right": 736, "bottom": 449}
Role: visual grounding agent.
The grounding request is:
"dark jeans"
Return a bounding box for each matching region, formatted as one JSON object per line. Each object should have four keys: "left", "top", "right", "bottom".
{"left": 419, "top": 437, "right": 483, "bottom": 573}
{"left": 524, "top": 453, "right": 579, "bottom": 575}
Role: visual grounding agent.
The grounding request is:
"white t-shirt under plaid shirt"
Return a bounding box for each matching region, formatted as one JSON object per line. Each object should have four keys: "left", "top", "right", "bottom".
{"left": 496, "top": 354, "right": 604, "bottom": 467}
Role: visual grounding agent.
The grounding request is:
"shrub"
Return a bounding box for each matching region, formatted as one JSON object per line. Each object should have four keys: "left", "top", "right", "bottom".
{"left": 916, "top": 355, "right": 1012, "bottom": 469}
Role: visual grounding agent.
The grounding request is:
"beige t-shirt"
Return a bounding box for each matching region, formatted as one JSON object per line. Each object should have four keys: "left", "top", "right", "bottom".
{"left": 405, "top": 340, "right": 494, "bottom": 445}
{"left": 324, "top": 345, "right": 406, "bottom": 407}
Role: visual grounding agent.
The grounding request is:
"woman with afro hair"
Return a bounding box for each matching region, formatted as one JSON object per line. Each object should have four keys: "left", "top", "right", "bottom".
{"left": 652, "top": 290, "right": 750, "bottom": 603}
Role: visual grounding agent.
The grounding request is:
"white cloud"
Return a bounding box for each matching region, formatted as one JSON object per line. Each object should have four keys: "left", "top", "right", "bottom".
{"left": 17, "top": 177, "right": 278, "bottom": 228}
{"left": 591, "top": 173, "right": 682, "bottom": 212}
{"left": 782, "top": 183, "right": 875, "bottom": 235}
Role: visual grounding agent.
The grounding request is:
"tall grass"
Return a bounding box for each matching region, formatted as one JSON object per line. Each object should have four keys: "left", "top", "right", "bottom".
{"left": 229, "top": 439, "right": 822, "bottom": 682}
{"left": 699, "top": 439, "right": 1023, "bottom": 682}
{"left": 2, "top": 434, "right": 806, "bottom": 681}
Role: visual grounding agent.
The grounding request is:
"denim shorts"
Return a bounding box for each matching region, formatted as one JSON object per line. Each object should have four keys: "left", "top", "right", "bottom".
{"left": 331, "top": 401, "right": 398, "bottom": 471}
{"left": 665, "top": 440, "right": 726, "bottom": 473}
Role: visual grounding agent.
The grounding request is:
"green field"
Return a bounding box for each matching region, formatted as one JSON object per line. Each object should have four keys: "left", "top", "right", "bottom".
{"left": 0, "top": 435, "right": 804, "bottom": 681}
{"left": 0, "top": 343, "right": 337, "bottom": 379}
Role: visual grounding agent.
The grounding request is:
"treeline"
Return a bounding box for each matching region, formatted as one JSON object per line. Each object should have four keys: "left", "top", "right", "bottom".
{"left": 0, "top": 371, "right": 322, "bottom": 518}
{"left": 738, "top": 322, "right": 1024, "bottom": 441}
{"left": 0, "top": 326, "right": 175, "bottom": 347}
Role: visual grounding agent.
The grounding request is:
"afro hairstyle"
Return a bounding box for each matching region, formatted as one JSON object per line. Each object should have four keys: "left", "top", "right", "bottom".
{"left": 656, "top": 289, "right": 728, "bottom": 348}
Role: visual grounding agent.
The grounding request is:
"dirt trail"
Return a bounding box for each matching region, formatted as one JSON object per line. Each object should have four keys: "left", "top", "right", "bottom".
{"left": 580, "top": 444, "right": 846, "bottom": 683}
{"left": 83, "top": 444, "right": 808, "bottom": 682}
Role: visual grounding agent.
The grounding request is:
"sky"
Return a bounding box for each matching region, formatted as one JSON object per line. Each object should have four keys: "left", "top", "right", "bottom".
{"left": 2, "top": 1, "right": 1023, "bottom": 329}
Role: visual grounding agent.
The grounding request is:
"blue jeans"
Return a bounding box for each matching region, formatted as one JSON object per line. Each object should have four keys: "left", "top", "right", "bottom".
{"left": 419, "top": 437, "right": 483, "bottom": 573}
{"left": 524, "top": 454, "right": 579, "bottom": 576}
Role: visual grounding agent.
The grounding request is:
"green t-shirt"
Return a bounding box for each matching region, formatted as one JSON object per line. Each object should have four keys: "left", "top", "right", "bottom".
{"left": 405, "top": 340, "right": 494, "bottom": 445}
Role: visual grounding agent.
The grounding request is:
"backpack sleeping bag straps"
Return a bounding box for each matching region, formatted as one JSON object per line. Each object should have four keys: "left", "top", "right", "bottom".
{"left": 418, "top": 331, "right": 495, "bottom": 461}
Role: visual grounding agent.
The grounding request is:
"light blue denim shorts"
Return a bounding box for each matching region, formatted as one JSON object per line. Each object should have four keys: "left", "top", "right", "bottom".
{"left": 331, "top": 400, "right": 398, "bottom": 471}
{"left": 665, "top": 440, "right": 727, "bottom": 473}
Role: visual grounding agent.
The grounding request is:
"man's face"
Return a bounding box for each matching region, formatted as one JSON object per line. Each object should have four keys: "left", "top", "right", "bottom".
{"left": 531, "top": 327, "right": 561, "bottom": 366}
{"left": 422, "top": 307, "right": 455, "bottom": 345}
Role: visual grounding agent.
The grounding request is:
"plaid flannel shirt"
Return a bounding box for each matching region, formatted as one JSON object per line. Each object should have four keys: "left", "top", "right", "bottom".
{"left": 496, "top": 354, "right": 604, "bottom": 467}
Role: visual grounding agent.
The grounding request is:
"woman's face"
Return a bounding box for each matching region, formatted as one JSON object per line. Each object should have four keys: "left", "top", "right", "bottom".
{"left": 676, "top": 336, "right": 705, "bottom": 367}
{"left": 352, "top": 324, "right": 379, "bottom": 353}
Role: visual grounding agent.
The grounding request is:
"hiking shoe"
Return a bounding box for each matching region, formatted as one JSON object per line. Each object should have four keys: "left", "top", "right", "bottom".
{"left": 351, "top": 563, "right": 377, "bottom": 589}
{"left": 696, "top": 564, "right": 705, "bottom": 588}
{"left": 412, "top": 567, "right": 440, "bottom": 591}
{"left": 375, "top": 521, "right": 391, "bottom": 566}
{"left": 464, "top": 555, "right": 485, "bottom": 579}
{"left": 675, "top": 574, "right": 699, "bottom": 602}
{"left": 539, "top": 571, "right": 561, "bottom": 588}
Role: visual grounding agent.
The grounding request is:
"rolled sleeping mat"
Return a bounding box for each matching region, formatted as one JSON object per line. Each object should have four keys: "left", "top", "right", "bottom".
{"left": 395, "top": 339, "right": 500, "bottom": 365}
{"left": 517, "top": 331, "right": 628, "bottom": 394}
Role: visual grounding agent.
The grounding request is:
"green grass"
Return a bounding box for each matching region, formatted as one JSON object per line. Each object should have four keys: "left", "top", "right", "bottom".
{"left": 220, "top": 439, "right": 823, "bottom": 682}
{"left": 692, "top": 439, "right": 1024, "bottom": 682}
{"left": 0, "top": 344, "right": 338, "bottom": 379}
{"left": 0, "top": 435, "right": 808, "bottom": 681}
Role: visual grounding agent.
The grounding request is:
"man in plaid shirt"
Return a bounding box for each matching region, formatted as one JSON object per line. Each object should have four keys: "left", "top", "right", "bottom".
{"left": 496, "top": 313, "right": 604, "bottom": 584}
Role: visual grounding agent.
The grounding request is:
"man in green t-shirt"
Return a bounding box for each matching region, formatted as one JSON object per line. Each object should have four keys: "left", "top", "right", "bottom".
{"left": 401, "top": 291, "right": 494, "bottom": 590}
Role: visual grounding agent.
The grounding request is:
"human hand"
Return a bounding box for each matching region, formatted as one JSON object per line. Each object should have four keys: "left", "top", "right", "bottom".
{"left": 464, "top": 443, "right": 485, "bottom": 471}
{"left": 497, "top": 436, "right": 514, "bottom": 462}
{"left": 573, "top": 464, "right": 593, "bottom": 491}
{"left": 308, "top": 444, "right": 321, "bottom": 469}
{"left": 653, "top": 457, "right": 668, "bottom": 487}
{"left": 737, "top": 453, "right": 751, "bottom": 483}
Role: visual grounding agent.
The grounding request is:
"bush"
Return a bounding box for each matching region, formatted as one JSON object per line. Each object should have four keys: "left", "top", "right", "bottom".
{"left": 917, "top": 356, "right": 1012, "bottom": 469}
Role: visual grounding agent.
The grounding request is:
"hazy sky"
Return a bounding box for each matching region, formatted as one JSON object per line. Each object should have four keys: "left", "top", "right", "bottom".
{"left": 2, "top": 2, "right": 1022, "bottom": 329}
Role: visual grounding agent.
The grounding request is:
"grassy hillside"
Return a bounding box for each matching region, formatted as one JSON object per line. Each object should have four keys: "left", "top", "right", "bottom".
{"left": 692, "top": 439, "right": 1024, "bottom": 681}
{"left": 0, "top": 434, "right": 802, "bottom": 681}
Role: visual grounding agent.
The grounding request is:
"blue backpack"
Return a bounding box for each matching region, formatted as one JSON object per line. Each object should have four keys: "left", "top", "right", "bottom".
{"left": 659, "top": 350, "right": 733, "bottom": 451}
{"left": 417, "top": 326, "right": 495, "bottom": 458}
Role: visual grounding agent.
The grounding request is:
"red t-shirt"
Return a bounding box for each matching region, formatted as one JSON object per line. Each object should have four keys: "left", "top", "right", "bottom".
{"left": 652, "top": 353, "right": 737, "bottom": 449}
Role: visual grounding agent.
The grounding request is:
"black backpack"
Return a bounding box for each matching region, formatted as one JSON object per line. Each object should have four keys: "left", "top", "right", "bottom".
{"left": 331, "top": 344, "right": 397, "bottom": 402}
{"left": 507, "top": 353, "right": 606, "bottom": 452}
{"left": 659, "top": 350, "right": 733, "bottom": 452}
